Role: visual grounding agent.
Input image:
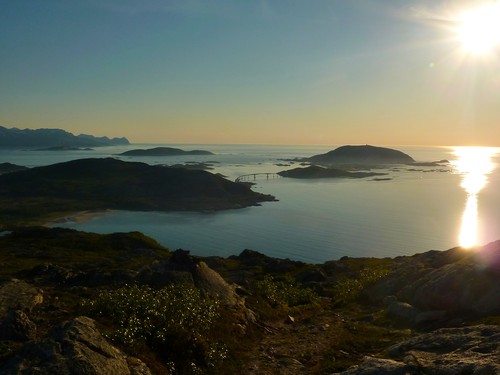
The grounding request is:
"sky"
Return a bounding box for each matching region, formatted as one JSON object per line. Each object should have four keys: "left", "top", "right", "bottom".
{"left": 1, "top": 0, "right": 500, "bottom": 145}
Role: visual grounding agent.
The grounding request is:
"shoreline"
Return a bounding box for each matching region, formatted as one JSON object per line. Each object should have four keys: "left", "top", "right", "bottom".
{"left": 46, "top": 209, "right": 112, "bottom": 226}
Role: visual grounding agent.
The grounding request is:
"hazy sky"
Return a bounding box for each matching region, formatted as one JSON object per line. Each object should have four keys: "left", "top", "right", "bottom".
{"left": 1, "top": 0, "right": 499, "bottom": 145}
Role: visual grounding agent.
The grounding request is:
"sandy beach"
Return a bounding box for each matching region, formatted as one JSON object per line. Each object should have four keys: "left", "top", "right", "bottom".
{"left": 47, "top": 210, "right": 112, "bottom": 226}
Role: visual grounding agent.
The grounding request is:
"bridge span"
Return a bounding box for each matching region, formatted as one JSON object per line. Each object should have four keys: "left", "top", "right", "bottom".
{"left": 235, "top": 173, "right": 281, "bottom": 183}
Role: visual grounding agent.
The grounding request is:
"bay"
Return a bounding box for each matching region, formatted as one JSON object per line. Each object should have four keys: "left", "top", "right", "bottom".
{"left": 2, "top": 144, "right": 499, "bottom": 263}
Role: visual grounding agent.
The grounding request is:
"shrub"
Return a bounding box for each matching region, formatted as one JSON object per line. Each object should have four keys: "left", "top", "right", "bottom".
{"left": 332, "top": 268, "right": 390, "bottom": 306}
{"left": 82, "top": 284, "right": 226, "bottom": 374}
{"left": 253, "top": 274, "right": 318, "bottom": 307}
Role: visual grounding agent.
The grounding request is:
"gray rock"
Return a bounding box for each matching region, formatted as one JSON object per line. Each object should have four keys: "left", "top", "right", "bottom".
{"left": 339, "top": 325, "right": 499, "bottom": 374}
{"left": 0, "top": 316, "right": 152, "bottom": 375}
{"left": 367, "top": 244, "right": 500, "bottom": 317}
{"left": 414, "top": 310, "right": 446, "bottom": 324}
{"left": 193, "top": 261, "right": 241, "bottom": 306}
{"left": 0, "top": 279, "right": 43, "bottom": 318}
{"left": 336, "top": 356, "right": 416, "bottom": 374}
{"left": 0, "top": 309, "right": 37, "bottom": 341}
{"left": 384, "top": 299, "right": 419, "bottom": 323}
{"left": 386, "top": 325, "right": 500, "bottom": 374}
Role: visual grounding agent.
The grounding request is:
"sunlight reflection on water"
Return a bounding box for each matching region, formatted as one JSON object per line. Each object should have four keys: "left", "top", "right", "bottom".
{"left": 452, "top": 147, "right": 499, "bottom": 248}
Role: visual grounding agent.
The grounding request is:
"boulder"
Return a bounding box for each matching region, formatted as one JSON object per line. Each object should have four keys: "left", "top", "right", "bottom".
{"left": 366, "top": 244, "right": 500, "bottom": 317}
{"left": 0, "top": 279, "right": 43, "bottom": 318}
{"left": 386, "top": 325, "right": 500, "bottom": 374}
{"left": 0, "top": 279, "right": 43, "bottom": 341}
{"left": 383, "top": 296, "right": 418, "bottom": 323}
{"left": 0, "top": 309, "right": 37, "bottom": 341}
{"left": 338, "top": 325, "right": 499, "bottom": 374}
{"left": 336, "top": 356, "right": 416, "bottom": 374}
{"left": 0, "top": 316, "right": 152, "bottom": 375}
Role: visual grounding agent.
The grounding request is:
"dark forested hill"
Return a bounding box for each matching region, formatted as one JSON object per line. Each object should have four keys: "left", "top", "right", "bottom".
{"left": 0, "top": 158, "right": 275, "bottom": 224}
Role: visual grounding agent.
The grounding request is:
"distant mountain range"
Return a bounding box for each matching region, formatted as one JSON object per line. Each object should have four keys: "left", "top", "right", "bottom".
{"left": 0, "top": 126, "right": 129, "bottom": 147}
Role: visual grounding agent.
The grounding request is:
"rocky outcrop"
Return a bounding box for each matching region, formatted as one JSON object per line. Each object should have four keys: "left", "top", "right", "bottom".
{"left": 366, "top": 243, "right": 500, "bottom": 323}
{"left": 0, "top": 279, "right": 43, "bottom": 318}
{"left": 338, "top": 325, "right": 500, "bottom": 374}
{"left": 0, "top": 309, "right": 37, "bottom": 341}
{"left": 0, "top": 316, "right": 152, "bottom": 375}
{"left": 138, "top": 249, "right": 256, "bottom": 326}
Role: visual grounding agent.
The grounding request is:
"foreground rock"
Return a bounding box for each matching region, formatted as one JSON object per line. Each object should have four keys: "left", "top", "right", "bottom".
{"left": 339, "top": 325, "right": 500, "bottom": 374}
{"left": 0, "top": 279, "right": 43, "bottom": 319}
{"left": 307, "top": 145, "right": 415, "bottom": 165}
{"left": 0, "top": 158, "right": 275, "bottom": 225}
{"left": 0, "top": 228, "right": 498, "bottom": 373}
{"left": 0, "top": 316, "right": 152, "bottom": 375}
{"left": 120, "top": 146, "right": 213, "bottom": 157}
{"left": 367, "top": 242, "right": 500, "bottom": 324}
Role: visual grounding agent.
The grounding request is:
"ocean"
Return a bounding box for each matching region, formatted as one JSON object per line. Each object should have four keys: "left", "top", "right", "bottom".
{"left": 2, "top": 144, "right": 499, "bottom": 263}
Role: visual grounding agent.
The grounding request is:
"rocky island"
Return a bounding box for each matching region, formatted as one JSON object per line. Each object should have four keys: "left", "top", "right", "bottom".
{"left": 119, "top": 146, "right": 214, "bottom": 157}
{"left": 0, "top": 158, "right": 275, "bottom": 225}
{"left": 0, "top": 227, "right": 498, "bottom": 374}
{"left": 278, "top": 165, "right": 386, "bottom": 179}
{"left": 307, "top": 145, "right": 415, "bottom": 165}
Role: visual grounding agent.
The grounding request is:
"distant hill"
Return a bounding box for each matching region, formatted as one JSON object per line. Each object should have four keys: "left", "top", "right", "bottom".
{"left": 307, "top": 145, "right": 415, "bottom": 165}
{"left": 0, "top": 158, "right": 275, "bottom": 224}
{"left": 0, "top": 126, "right": 129, "bottom": 148}
{"left": 0, "top": 162, "right": 28, "bottom": 175}
{"left": 120, "top": 147, "right": 214, "bottom": 156}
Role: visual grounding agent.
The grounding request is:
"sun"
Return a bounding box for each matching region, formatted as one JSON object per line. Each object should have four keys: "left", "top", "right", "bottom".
{"left": 455, "top": 4, "right": 500, "bottom": 55}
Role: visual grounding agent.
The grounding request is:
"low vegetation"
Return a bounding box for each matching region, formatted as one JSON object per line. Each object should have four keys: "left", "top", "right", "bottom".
{"left": 253, "top": 274, "right": 319, "bottom": 307}
{"left": 82, "top": 284, "right": 226, "bottom": 374}
{"left": 0, "top": 228, "right": 498, "bottom": 374}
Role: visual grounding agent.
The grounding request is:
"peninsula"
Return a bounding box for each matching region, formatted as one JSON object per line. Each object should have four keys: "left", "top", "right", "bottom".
{"left": 119, "top": 146, "right": 214, "bottom": 157}
{"left": 0, "top": 158, "right": 275, "bottom": 225}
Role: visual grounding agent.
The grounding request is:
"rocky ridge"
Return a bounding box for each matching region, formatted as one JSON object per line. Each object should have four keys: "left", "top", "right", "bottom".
{"left": 0, "top": 228, "right": 498, "bottom": 374}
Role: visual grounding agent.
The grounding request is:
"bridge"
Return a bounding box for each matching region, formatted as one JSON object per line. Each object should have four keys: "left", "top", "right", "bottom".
{"left": 235, "top": 173, "right": 281, "bottom": 183}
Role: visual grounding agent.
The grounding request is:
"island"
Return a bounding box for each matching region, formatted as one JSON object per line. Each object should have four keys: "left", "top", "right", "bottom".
{"left": 119, "top": 146, "right": 214, "bottom": 157}
{"left": 278, "top": 165, "right": 385, "bottom": 179}
{"left": 0, "top": 158, "right": 275, "bottom": 225}
{"left": 307, "top": 145, "right": 415, "bottom": 165}
{"left": 33, "top": 146, "right": 94, "bottom": 151}
{"left": 0, "top": 126, "right": 129, "bottom": 148}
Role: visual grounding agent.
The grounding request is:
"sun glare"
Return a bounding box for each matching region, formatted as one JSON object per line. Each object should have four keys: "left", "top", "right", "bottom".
{"left": 452, "top": 147, "right": 498, "bottom": 248}
{"left": 455, "top": 4, "right": 500, "bottom": 55}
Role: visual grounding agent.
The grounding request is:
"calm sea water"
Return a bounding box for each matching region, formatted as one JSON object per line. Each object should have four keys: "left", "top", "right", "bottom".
{"left": 2, "top": 144, "right": 500, "bottom": 263}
